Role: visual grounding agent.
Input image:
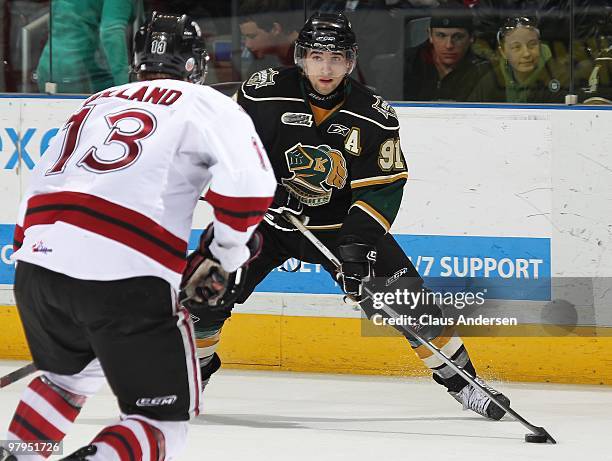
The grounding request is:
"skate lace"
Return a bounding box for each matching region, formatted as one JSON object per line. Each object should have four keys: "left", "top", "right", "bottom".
{"left": 464, "top": 387, "right": 488, "bottom": 414}
{"left": 460, "top": 379, "right": 495, "bottom": 416}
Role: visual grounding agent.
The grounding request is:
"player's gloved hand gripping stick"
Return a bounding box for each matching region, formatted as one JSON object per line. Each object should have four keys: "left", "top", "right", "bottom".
{"left": 263, "top": 186, "right": 309, "bottom": 232}
{"left": 336, "top": 242, "right": 376, "bottom": 302}
{"left": 282, "top": 211, "right": 557, "bottom": 445}
{"left": 180, "top": 225, "right": 262, "bottom": 314}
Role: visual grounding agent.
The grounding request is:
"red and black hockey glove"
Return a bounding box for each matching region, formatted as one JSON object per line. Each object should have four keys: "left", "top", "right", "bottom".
{"left": 180, "top": 225, "right": 262, "bottom": 315}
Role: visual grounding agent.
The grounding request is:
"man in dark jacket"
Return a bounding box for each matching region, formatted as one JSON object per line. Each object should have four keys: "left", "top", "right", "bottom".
{"left": 403, "top": 5, "right": 491, "bottom": 101}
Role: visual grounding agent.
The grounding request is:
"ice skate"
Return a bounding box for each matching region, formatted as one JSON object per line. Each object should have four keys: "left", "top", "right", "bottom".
{"left": 59, "top": 445, "right": 97, "bottom": 461}
{"left": 451, "top": 378, "right": 510, "bottom": 420}
{"left": 0, "top": 446, "right": 17, "bottom": 461}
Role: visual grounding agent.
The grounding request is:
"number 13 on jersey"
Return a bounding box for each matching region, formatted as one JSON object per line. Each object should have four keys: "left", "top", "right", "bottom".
{"left": 46, "top": 105, "right": 157, "bottom": 175}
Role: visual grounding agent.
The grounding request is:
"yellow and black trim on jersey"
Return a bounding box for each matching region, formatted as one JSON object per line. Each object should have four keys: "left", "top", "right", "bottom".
{"left": 305, "top": 223, "right": 343, "bottom": 230}
{"left": 350, "top": 200, "right": 391, "bottom": 231}
{"left": 350, "top": 172, "right": 409, "bottom": 189}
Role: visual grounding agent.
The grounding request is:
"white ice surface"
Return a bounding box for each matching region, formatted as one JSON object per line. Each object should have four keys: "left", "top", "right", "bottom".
{"left": 1, "top": 360, "right": 610, "bottom": 460}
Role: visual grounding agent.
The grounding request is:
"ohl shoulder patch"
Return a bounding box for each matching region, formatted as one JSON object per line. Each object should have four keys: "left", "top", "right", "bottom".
{"left": 246, "top": 68, "right": 279, "bottom": 89}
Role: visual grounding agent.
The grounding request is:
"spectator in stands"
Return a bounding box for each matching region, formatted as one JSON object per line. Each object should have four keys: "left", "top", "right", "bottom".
{"left": 36, "top": 0, "right": 141, "bottom": 94}
{"left": 469, "top": 16, "right": 568, "bottom": 103}
{"left": 239, "top": 0, "right": 302, "bottom": 78}
{"left": 403, "top": 3, "right": 491, "bottom": 101}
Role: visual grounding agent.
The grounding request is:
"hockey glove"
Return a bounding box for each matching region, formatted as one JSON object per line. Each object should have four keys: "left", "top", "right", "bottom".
{"left": 336, "top": 242, "right": 377, "bottom": 302}
{"left": 263, "top": 185, "right": 309, "bottom": 232}
{"left": 180, "top": 225, "right": 262, "bottom": 317}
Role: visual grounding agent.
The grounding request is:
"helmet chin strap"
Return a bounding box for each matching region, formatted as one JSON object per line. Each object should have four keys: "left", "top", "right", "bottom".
{"left": 301, "top": 74, "right": 348, "bottom": 109}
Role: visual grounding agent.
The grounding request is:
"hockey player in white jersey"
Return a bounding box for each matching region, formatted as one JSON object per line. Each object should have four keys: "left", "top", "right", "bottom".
{"left": 1, "top": 12, "right": 275, "bottom": 461}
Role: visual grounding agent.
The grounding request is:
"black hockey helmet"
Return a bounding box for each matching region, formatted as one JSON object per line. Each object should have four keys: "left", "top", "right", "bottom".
{"left": 294, "top": 12, "right": 358, "bottom": 75}
{"left": 133, "top": 12, "right": 209, "bottom": 84}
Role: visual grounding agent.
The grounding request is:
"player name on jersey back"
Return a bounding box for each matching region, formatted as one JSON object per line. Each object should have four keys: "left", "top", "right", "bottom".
{"left": 84, "top": 84, "right": 183, "bottom": 107}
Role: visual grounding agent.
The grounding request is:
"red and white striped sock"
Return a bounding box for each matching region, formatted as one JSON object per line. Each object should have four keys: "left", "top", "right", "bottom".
{"left": 90, "top": 418, "right": 165, "bottom": 461}
{"left": 7, "top": 376, "right": 86, "bottom": 458}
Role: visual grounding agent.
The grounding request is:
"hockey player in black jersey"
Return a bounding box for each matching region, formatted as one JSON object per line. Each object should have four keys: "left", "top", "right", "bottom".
{"left": 187, "top": 12, "right": 511, "bottom": 420}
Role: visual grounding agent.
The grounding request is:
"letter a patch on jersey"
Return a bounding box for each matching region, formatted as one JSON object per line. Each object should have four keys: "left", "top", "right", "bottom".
{"left": 344, "top": 127, "right": 361, "bottom": 156}
{"left": 246, "top": 68, "right": 279, "bottom": 89}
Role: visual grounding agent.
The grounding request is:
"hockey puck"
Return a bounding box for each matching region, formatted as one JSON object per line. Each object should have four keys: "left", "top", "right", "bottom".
{"left": 525, "top": 433, "right": 549, "bottom": 443}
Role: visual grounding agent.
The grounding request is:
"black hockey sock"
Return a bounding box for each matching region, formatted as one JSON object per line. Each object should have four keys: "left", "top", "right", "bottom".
{"left": 431, "top": 352, "right": 476, "bottom": 393}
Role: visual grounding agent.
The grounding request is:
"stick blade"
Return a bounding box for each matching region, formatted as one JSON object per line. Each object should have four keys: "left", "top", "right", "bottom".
{"left": 0, "top": 362, "right": 37, "bottom": 388}
{"left": 525, "top": 427, "right": 556, "bottom": 444}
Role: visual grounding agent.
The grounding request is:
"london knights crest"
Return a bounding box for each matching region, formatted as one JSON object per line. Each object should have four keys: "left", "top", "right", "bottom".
{"left": 282, "top": 143, "right": 348, "bottom": 206}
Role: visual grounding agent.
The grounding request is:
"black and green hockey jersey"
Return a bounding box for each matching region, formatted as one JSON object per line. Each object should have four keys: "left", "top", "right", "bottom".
{"left": 237, "top": 66, "right": 408, "bottom": 246}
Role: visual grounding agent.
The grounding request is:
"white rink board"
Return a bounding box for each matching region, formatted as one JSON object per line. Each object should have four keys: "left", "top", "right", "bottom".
{"left": 394, "top": 104, "right": 612, "bottom": 278}
{"left": 398, "top": 110, "right": 553, "bottom": 239}
{"left": 0, "top": 99, "right": 21, "bottom": 224}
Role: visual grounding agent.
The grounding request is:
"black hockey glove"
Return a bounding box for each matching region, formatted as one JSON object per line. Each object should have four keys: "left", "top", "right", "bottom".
{"left": 336, "top": 242, "right": 377, "bottom": 302}
{"left": 180, "top": 225, "right": 262, "bottom": 318}
{"left": 263, "top": 185, "right": 309, "bottom": 232}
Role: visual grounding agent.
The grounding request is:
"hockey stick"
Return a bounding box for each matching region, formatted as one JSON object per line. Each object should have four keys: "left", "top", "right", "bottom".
{"left": 208, "top": 81, "right": 242, "bottom": 97}
{"left": 0, "top": 362, "right": 36, "bottom": 389}
{"left": 283, "top": 212, "right": 557, "bottom": 444}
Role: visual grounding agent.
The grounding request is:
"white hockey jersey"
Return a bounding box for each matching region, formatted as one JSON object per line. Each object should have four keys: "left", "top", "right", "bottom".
{"left": 12, "top": 79, "right": 276, "bottom": 289}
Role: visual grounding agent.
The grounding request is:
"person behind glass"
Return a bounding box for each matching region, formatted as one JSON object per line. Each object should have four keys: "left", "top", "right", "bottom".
{"left": 238, "top": 0, "right": 302, "bottom": 77}
{"left": 403, "top": 4, "right": 491, "bottom": 101}
{"left": 580, "top": 45, "right": 612, "bottom": 104}
{"left": 469, "top": 17, "right": 568, "bottom": 103}
{"left": 1, "top": 12, "right": 274, "bottom": 461}
{"left": 36, "top": 0, "right": 141, "bottom": 94}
